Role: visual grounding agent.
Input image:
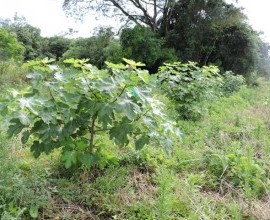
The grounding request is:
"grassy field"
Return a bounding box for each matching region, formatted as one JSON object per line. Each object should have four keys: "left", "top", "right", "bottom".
{"left": 1, "top": 80, "right": 270, "bottom": 219}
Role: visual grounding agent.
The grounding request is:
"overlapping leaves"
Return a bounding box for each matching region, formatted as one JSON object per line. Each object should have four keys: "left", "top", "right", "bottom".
{"left": 2, "top": 58, "right": 180, "bottom": 168}
{"left": 158, "top": 62, "right": 223, "bottom": 120}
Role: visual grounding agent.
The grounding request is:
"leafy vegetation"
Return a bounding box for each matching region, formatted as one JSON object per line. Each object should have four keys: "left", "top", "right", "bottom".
{"left": 120, "top": 26, "right": 177, "bottom": 72}
{"left": 1, "top": 76, "right": 270, "bottom": 219}
{"left": 158, "top": 62, "right": 223, "bottom": 120}
{"left": 1, "top": 58, "right": 180, "bottom": 169}
{"left": 62, "top": 28, "right": 122, "bottom": 68}
{"left": 0, "top": 60, "right": 29, "bottom": 85}
{"left": 0, "top": 28, "right": 24, "bottom": 61}
{"left": 1, "top": 1, "right": 270, "bottom": 219}
{"left": 63, "top": 0, "right": 270, "bottom": 77}
{"left": 2, "top": 1, "right": 270, "bottom": 78}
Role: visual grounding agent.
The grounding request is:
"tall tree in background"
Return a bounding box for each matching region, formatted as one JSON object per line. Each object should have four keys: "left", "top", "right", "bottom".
{"left": 213, "top": 24, "right": 260, "bottom": 75}
{"left": 63, "top": 0, "right": 177, "bottom": 33}
{"left": 163, "top": 0, "right": 246, "bottom": 60}
{"left": 62, "top": 28, "right": 122, "bottom": 67}
{"left": 257, "top": 40, "right": 270, "bottom": 77}
{"left": 45, "top": 36, "right": 71, "bottom": 60}
{"left": 63, "top": 0, "right": 266, "bottom": 76}
{"left": 163, "top": 0, "right": 261, "bottom": 75}
{"left": 0, "top": 15, "right": 43, "bottom": 61}
{"left": 120, "top": 25, "right": 176, "bottom": 72}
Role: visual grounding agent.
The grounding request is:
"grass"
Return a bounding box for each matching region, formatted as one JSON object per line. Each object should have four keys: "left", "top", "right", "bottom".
{"left": 1, "top": 80, "right": 270, "bottom": 219}
{"left": 0, "top": 60, "right": 28, "bottom": 85}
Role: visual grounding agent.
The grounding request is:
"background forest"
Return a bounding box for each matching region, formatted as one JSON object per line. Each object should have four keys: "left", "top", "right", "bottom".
{"left": 1, "top": 0, "right": 270, "bottom": 78}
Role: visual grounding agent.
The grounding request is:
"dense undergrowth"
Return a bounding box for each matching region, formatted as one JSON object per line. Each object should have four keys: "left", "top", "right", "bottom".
{"left": 1, "top": 60, "right": 270, "bottom": 219}
{"left": 0, "top": 61, "right": 28, "bottom": 85}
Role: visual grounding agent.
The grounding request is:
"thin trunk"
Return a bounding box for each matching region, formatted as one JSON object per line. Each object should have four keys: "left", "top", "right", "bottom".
{"left": 89, "top": 114, "right": 97, "bottom": 153}
{"left": 203, "top": 37, "right": 218, "bottom": 65}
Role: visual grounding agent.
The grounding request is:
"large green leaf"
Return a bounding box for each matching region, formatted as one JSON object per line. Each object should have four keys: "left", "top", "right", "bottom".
{"left": 32, "top": 140, "right": 59, "bottom": 157}
{"left": 78, "top": 153, "right": 99, "bottom": 167}
{"left": 116, "top": 97, "right": 141, "bottom": 120}
{"left": 135, "top": 134, "right": 150, "bottom": 150}
{"left": 110, "top": 117, "right": 133, "bottom": 146}
{"left": 7, "top": 119, "right": 26, "bottom": 138}
{"left": 98, "top": 103, "right": 114, "bottom": 128}
{"left": 17, "top": 112, "right": 32, "bottom": 125}
{"left": 21, "top": 130, "right": 31, "bottom": 144}
{"left": 137, "top": 70, "right": 150, "bottom": 84}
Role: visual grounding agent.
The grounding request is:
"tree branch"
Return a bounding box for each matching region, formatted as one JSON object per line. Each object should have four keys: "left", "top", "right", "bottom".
{"left": 109, "top": 0, "right": 142, "bottom": 26}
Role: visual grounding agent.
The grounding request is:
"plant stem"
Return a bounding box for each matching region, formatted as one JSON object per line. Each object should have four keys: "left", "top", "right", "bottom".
{"left": 112, "top": 84, "right": 127, "bottom": 103}
{"left": 89, "top": 114, "right": 97, "bottom": 153}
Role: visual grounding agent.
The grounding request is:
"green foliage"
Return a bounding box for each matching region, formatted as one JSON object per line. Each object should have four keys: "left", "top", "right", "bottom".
{"left": 0, "top": 61, "right": 29, "bottom": 85}
{"left": 214, "top": 24, "right": 260, "bottom": 75}
{"left": 62, "top": 28, "right": 122, "bottom": 68}
{"left": 155, "top": 168, "right": 175, "bottom": 219}
{"left": 44, "top": 36, "right": 71, "bottom": 60}
{"left": 221, "top": 71, "right": 246, "bottom": 95}
{"left": 163, "top": 0, "right": 262, "bottom": 76}
{"left": 2, "top": 58, "right": 180, "bottom": 168}
{"left": 1, "top": 79, "right": 270, "bottom": 219}
{"left": 0, "top": 16, "right": 45, "bottom": 61}
{"left": 204, "top": 147, "right": 267, "bottom": 198}
{"left": 103, "top": 39, "right": 123, "bottom": 64}
{"left": 0, "top": 28, "right": 24, "bottom": 61}
{"left": 158, "top": 62, "right": 223, "bottom": 120}
{"left": 120, "top": 26, "right": 177, "bottom": 72}
{"left": 0, "top": 146, "right": 54, "bottom": 219}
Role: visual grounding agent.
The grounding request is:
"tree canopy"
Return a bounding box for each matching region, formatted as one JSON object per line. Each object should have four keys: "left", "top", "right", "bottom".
{"left": 1, "top": 1, "right": 270, "bottom": 78}
{"left": 120, "top": 25, "right": 176, "bottom": 72}
{"left": 63, "top": 0, "right": 173, "bottom": 32}
{"left": 62, "top": 28, "right": 122, "bottom": 67}
{"left": 0, "top": 16, "right": 43, "bottom": 61}
{"left": 62, "top": 0, "right": 266, "bottom": 76}
{"left": 163, "top": 0, "right": 261, "bottom": 75}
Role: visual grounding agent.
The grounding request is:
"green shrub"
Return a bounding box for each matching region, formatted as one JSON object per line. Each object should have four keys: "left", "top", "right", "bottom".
{"left": 204, "top": 147, "right": 268, "bottom": 198}
{"left": 246, "top": 71, "right": 260, "bottom": 87}
{"left": 0, "top": 146, "right": 53, "bottom": 219}
{"left": 158, "top": 62, "right": 223, "bottom": 120}
{"left": 1, "top": 58, "right": 180, "bottom": 169}
{"left": 221, "top": 71, "right": 246, "bottom": 95}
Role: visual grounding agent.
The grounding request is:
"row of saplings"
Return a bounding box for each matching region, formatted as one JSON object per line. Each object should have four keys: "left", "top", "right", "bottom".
{"left": 1, "top": 58, "right": 245, "bottom": 169}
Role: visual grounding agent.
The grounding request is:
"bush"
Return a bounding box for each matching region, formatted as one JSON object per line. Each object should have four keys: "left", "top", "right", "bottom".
{"left": 158, "top": 62, "right": 223, "bottom": 120}
{"left": 221, "top": 71, "right": 246, "bottom": 95}
{"left": 0, "top": 136, "right": 53, "bottom": 219}
{"left": 204, "top": 147, "right": 267, "bottom": 198}
{"left": 1, "top": 58, "right": 180, "bottom": 169}
{"left": 0, "top": 28, "right": 24, "bottom": 61}
{"left": 246, "top": 72, "right": 260, "bottom": 87}
{"left": 121, "top": 26, "right": 177, "bottom": 73}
